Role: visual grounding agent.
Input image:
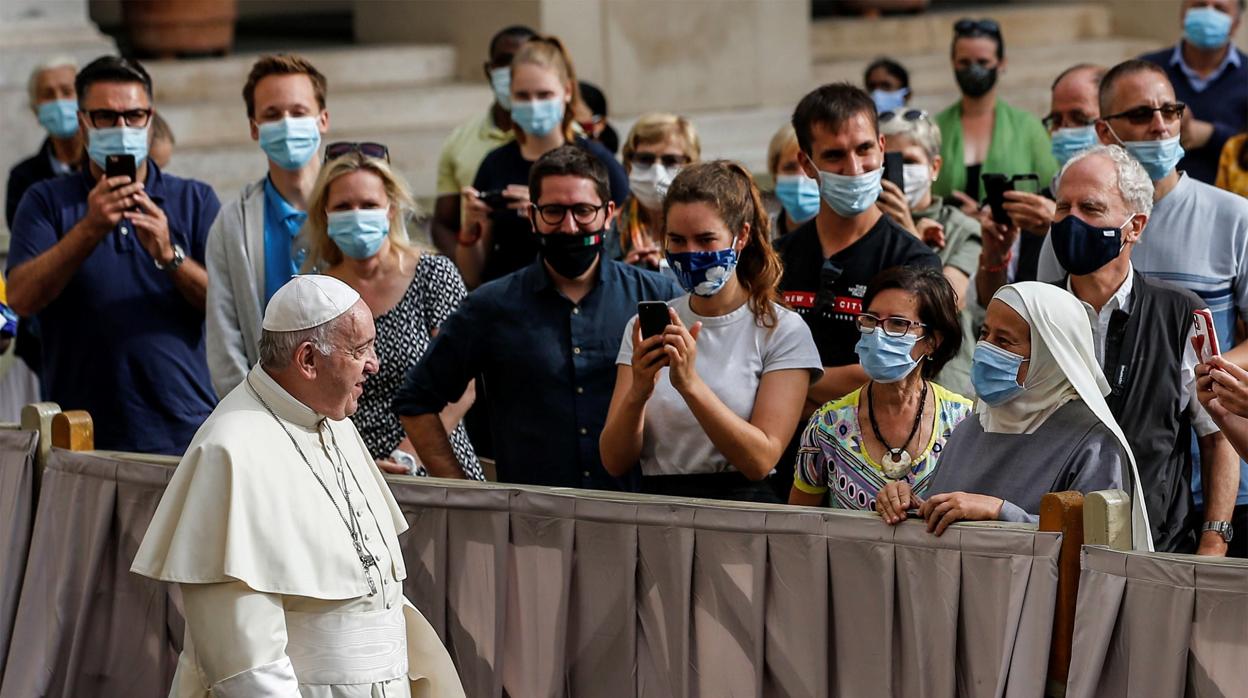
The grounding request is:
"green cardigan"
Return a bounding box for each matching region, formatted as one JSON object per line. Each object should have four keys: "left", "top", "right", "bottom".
{"left": 932, "top": 98, "right": 1059, "bottom": 200}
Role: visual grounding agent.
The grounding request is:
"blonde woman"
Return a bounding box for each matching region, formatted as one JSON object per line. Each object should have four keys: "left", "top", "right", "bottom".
{"left": 765, "top": 123, "right": 819, "bottom": 239}
{"left": 458, "top": 34, "right": 628, "bottom": 288}
{"left": 305, "top": 144, "right": 482, "bottom": 479}
{"left": 615, "top": 113, "right": 701, "bottom": 269}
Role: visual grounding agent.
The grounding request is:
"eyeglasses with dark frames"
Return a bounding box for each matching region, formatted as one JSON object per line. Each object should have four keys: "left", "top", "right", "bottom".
{"left": 84, "top": 108, "right": 152, "bottom": 129}
{"left": 630, "top": 153, "right": 692, "bottom": 169}
{"left": 1041, "top": 111, "right": 1097, "bottom": 131}
{"left": 878, "top": 108, "right": 930, "bottom": 124}
{"left": 534, "top": 202, "right": 608, "bottom": 226}
{"left": 324, "top": 141, "right": 390, "bottom": 163}
{"left": 855, "top": 313, "right": 927, "bottom": 338}
{"left": 1100, "top": 103, "right": 1186, "bottom": 126}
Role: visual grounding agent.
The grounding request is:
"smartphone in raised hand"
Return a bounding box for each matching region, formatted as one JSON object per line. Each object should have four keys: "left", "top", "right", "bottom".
{"left": 638, "top": 301, "right": 670, "bottom": 339}
{"left": 883, "top": 151, "right": 905, "bottom": 191}
{"left": 1192, "top": 308, "right": 1221, "bottom": 363}
{"left": 105, "top": 154, "right": 136, "bottom": 186}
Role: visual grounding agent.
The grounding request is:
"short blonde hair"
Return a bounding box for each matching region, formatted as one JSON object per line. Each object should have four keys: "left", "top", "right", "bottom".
{"left": 766, "top": 123, "right": 798, "bottom": 178}
{"left": 878, "top": 110, "right": 942, "bottom": 162}
{"left": 621, "top": 112, "right": 701, "bottom": 164}
{"left": 27, "top": 56, "right": 77, "bottom": 112}
{"left": 303, "top": 152, "right": 416, "bottom": 270}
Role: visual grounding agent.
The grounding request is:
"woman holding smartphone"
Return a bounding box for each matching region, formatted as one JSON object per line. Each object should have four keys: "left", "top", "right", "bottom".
{"left": 599, "top": 161, "right": 822, "bottom": 502}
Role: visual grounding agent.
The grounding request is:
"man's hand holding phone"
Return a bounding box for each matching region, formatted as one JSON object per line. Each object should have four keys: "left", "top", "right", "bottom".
{"left": 84, "top": 175, "right": 144, "bottom": 239}
{"left": 458, "top": 186, "right": 491, "bottom": 246}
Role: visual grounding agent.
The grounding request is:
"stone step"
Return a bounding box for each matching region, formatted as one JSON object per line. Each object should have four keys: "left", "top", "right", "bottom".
{"left": 160, "top": 81, "right": 491, "bottom": 149}
{"left": 813, "top": 37, "right": 1155, "bottom": 100}
{"left": 811, "top": 2, "right": 1113, "bottom": 63}
{"left": 144, "top": 43, "right": 459, "bottom": 103}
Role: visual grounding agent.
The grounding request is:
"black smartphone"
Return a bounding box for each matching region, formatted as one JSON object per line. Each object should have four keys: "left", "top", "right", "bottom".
{"left": 638, "top": 301, "right": 670, "bottom": 339}
{"left": 1011, "top": 173, "right": 1040, "bottom": 195}
{"left": 478, "top": 189, "right": 512, "bottom": 211}
{"left": 882, "top": 151, "right": 905, "bottom": 191}
{"left": 981, "top": 173, "right": 1012, "bottom": 225}
{"left": 105, "top": 154, "right": 136, "bottom": 186}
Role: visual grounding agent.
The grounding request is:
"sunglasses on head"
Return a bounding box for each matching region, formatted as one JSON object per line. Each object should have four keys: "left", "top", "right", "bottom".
{"left": 324, "top": 141, "right": 390, "bottom": 163}
{"left": 879, "top": 108, "right": 929, "bottom": 124}
{"left": 1100, "top": 102, "right": 1186, "bottom": 126}
{"left": 954, "top": 18, "right": 1001, "bottom": 37}
{"left": 631, "top": 152, "right": 691, "bottom": 169}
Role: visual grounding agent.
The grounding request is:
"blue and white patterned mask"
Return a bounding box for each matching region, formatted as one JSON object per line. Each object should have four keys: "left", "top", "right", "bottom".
{"left": 666, "top": 247, "right": 738, "bottom": 297}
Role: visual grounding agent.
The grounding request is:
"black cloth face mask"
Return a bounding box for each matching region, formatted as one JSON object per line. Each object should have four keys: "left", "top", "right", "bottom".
{"left": 1050, "top": 213, "right": 1132, "bottom": 276}
{"left": 536, "top": 231, "right": 604, "bottom": 278}
{"left": 955, "top": 63, "right": 998, "bottom": 98}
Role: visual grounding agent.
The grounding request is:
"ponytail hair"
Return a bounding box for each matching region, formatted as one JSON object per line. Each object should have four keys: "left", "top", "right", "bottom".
{"left": 511, "top": 34, "right": 583, "bottom": 144}
{"left": 663, "top": 160, "right": 784, "bottom": 328}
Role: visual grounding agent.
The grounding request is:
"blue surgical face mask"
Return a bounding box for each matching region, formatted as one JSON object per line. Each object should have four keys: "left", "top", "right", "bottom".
{"left": 510, "top": 97, "right": 564, "bottom": 137}
{"left": 1184, "top": 6, "right": 1233, "bottom": 50}
{"left": 667, "top": 247, "right": 739, "bottom": 297}
{"left": 1050, "top": 125, "right": 1099, "bottom": 166}
{"left": 86, "top": 125, "right": 148, "bottom": 169}
{"left": 817, "top": 167, "right": 883, "bottom": 217}
{"left": 871, "top": 88, "right": 909, "bottom": 114}
{"left": 38, "top": 99, "right": 79, "bottom": 139}
{"left": 855, "top": 327, "right": 923, "bottom": 383}
{"left": 489, "top": 66, "right": 512, "bottom": 110}
{"left": 774, "top": 174, "right": 820, "bottom": 223}
{"left": 258, "top": 116, "right": 321, "bottom": 171}
{"left": 1109, "top": 125, "right": 1185, "bottom": 181}
{"left": 327, "top": 207, "right": 390, "bottom": 260}
{"left": 971, "top": 340, "right": 1030, "bottom": 406}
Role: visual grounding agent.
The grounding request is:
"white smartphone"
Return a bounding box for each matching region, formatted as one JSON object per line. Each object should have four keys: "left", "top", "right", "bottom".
{"left": 1192, "top": 308, "right": 1221, "bottom": 363}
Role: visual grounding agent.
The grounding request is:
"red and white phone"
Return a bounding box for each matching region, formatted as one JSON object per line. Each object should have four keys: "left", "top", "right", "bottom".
{"left": 1192, "top": 308, "right": 1221, "bottom": 363}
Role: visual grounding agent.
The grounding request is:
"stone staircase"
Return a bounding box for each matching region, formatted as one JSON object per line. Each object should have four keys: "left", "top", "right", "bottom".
{"left": 143, "top": 3, "right": 1162, "bottom": 215}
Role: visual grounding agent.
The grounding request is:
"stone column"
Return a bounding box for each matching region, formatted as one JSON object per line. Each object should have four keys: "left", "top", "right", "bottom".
{"left": 0, "top": 0, "right": 114, "bottom": 238}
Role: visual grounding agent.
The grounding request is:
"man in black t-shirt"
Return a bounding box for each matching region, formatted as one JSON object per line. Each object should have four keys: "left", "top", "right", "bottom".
{"left": 777, "top": 83, "right": 941, "bottom": 406}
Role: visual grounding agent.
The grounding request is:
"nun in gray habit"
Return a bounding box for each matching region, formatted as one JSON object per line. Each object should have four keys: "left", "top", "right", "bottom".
{"left": 877, "top": 282, "right": 1153, "bottom": 551}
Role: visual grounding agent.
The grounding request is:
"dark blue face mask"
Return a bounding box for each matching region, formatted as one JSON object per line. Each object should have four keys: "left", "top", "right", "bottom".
{"left": 1050, "top": 213, "right": 1134, "bottom": 276}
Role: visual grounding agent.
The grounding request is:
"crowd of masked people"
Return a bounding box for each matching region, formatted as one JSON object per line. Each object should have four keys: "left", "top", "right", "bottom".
{"left": 4, "top": 1, "right": 1248, "bottom": 557}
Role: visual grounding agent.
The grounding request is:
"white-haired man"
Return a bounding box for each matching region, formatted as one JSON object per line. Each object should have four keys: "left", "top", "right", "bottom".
{"left": 133, "top": 274, "right": 464, "bottom": 697}
{"left": 6, "top": 56, "right": 82, "bottom": 228}
{"left": 1050, "top": 144, "right": 1238, "bottom": 555}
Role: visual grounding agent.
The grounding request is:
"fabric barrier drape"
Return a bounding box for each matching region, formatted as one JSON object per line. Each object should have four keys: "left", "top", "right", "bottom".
{"left": 0, "top": 429, "right": 37, "bottom": 678}
{"left": 1, "top": 448, "right": 1064, "bottom": 698}
{"left": 1066, "top": 546, "right": 1248, "bottom": 698}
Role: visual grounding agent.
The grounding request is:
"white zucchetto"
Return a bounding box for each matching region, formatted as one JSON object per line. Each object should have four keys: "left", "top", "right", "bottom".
{"left": 262, "top": 275, "right": 361, "bottom": 332}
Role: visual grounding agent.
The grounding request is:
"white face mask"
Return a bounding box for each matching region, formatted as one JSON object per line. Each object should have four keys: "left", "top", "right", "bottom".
{"left": 629, "top": 162, "right": 678, "bottom": 211}
{"left": 901, "top": 163, "right": 933, "bottom": 209}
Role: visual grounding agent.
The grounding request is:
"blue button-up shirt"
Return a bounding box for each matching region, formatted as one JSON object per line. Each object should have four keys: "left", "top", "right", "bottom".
{"left": 261, "top": 177, "right": 308, "bottom": 305}
{"left": 393, "top": 257, "right": 681, "bottom": 489}
{"left": 7, "top": 164, "right": 220, "bottom": 454}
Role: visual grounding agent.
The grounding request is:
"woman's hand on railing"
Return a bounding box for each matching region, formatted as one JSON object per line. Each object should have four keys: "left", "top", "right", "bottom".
{"left": 918, "top": 492, "right": 1005, "bottom": 536}
{"left": 876, "top": 481, "right": 923, "bottom": 525}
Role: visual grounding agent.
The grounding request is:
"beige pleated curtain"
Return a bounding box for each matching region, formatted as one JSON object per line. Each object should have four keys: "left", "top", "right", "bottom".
{"left": 1066, "top": 546, "right": 1248, "bottom": 698}
{"left": 1, "top": 446, "right": 1071, "bottom": 698}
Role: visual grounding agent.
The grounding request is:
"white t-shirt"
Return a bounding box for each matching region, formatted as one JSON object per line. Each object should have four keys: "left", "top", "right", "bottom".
{"left": 616, "top": 295, "right": 823, "bottom": 476}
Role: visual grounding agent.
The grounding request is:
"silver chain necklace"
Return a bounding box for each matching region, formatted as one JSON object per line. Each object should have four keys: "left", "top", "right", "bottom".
{"left": 247, "top": 379, "right": 380, "bottom": 596}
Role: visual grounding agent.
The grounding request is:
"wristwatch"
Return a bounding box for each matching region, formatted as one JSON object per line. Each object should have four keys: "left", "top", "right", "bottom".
{"left": 155, "top": 243, "right": 185, "bottom": 272}
{"left": 1202, "top": 521, "right": 1234, "bottom": 544}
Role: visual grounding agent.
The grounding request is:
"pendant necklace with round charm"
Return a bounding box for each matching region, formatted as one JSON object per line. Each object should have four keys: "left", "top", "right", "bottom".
{"left": 867, "top": 380, "right": 928, "bottom": 480}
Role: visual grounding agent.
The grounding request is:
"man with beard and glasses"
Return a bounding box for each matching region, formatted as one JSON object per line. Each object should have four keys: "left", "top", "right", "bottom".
{"left": 931, "top": 18, "right": 1058, "bottom": 215}
{"left": 394, "top": 145, "right": 680, "bottom": 489}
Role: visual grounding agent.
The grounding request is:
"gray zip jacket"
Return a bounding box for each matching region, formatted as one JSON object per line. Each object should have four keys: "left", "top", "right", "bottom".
{"left": 206, "top": 178, "right": 267, "bottom": 398}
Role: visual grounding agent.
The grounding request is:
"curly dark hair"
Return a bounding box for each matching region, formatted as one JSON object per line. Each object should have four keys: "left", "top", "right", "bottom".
{"left": 862, "top": 266, "right": 963, "bottom": 379}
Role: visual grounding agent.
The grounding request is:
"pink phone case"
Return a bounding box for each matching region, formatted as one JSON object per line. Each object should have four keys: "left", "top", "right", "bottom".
{"left": 1192, "top": 309, "right": 1221, "bottom": 363}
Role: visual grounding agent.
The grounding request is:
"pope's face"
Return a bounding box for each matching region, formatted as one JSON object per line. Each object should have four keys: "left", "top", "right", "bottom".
{"left": 318, "top": 301, "right": 378, "bottom": 420}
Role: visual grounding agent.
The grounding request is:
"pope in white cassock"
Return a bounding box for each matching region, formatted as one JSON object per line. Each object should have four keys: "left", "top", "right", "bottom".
{"left": 132, "top": 275, "right": 465, "bottom": 698}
